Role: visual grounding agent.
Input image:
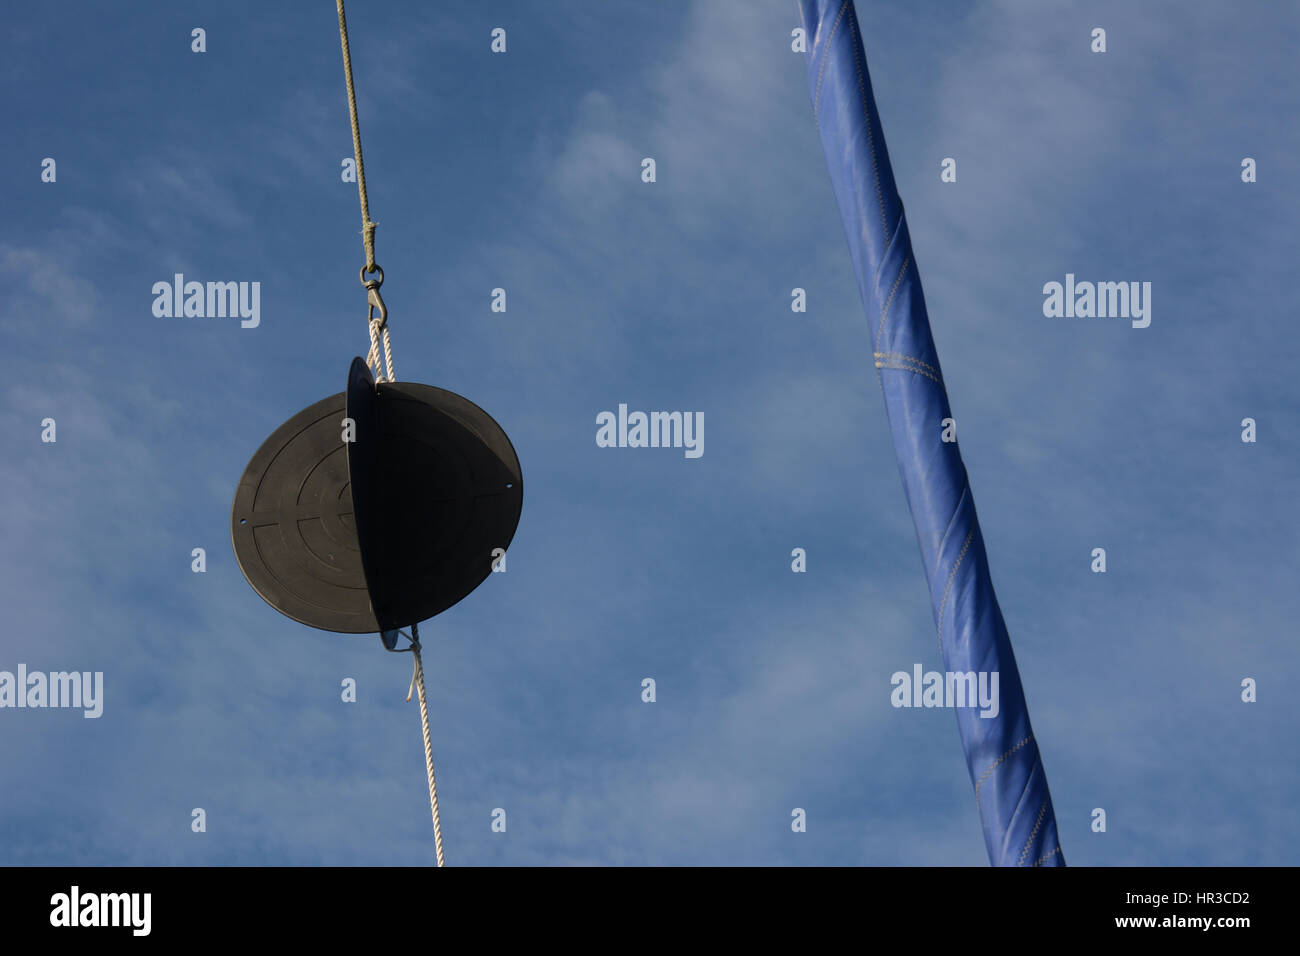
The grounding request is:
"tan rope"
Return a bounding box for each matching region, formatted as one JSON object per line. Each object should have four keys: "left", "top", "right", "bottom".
{"left": 404, "top": 626, "right": 446, "bottom": 867}
{"left": 338, "top": 0, "right": 396, "bottom": 383}
{"left": 337, "top": 0, "right": 377, "bottom": 273}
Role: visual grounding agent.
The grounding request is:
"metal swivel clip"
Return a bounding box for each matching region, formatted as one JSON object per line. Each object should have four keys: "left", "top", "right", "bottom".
{"left": 361, "top": 264, "right": 387, "bottom": 331}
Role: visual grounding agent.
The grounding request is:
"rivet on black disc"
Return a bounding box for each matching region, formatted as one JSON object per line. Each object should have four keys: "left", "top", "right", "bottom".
{"left": 231, "top": 391, "right": 378, "bottom": 634}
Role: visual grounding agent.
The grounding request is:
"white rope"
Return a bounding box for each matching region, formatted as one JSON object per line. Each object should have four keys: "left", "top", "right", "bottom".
{"left": 381, "top": 324, "right": 395, "bottom": 382}
{"left": 405, "top": 631, "right": 445, "bottom": 867}
{"left": 367, "top": 319, "right": 382, "bottom": 380}
{"left": 367, "top": 316, "right": 395, "bottom": 383}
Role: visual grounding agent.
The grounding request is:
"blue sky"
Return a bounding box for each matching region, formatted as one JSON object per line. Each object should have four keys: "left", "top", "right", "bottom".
{"left": 1, "top": 0, "right": 1297, "bottom": 865}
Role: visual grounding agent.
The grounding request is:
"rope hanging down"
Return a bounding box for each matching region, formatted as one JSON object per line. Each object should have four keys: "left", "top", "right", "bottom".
{"left": 338, "top": 0, "right": 441, "bottom": 865}
{"left": 337, "top": 0, "right": 396, "bottom": 383}
{"left": 406, "top": 625, "right": 447, "bottom": 867}
{"left": 385, "top": 628, "right": 448, "bottom": 867}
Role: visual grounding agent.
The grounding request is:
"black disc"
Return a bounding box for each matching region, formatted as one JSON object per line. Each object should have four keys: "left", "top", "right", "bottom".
{"left": 353, "top": 377, "right": 523, "bottom": 630}
{"left": 231, "top": 392, "right": 379, "bottom": 633}
{"left": 233, "top": 361, "right": 523, "bottom": 634}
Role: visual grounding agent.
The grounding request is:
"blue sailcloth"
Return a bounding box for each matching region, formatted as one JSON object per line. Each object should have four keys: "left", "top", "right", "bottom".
{"left": 800, "top": 0, "right": 1065, "bottom": 866}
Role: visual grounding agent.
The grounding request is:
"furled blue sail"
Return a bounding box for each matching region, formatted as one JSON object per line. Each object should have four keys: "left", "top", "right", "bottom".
{"left": 799, "top": 0, "right": 1064, "bottom": 866}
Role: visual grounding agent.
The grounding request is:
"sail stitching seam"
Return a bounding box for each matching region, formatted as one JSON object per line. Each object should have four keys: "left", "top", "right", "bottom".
{"left": 975, "top": 735, "right": 1033, "bottom": 810}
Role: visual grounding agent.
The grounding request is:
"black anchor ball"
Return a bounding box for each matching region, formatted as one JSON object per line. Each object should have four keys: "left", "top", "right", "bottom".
{"left": 231, "top": 357, "right": 523, "bottom": 634}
